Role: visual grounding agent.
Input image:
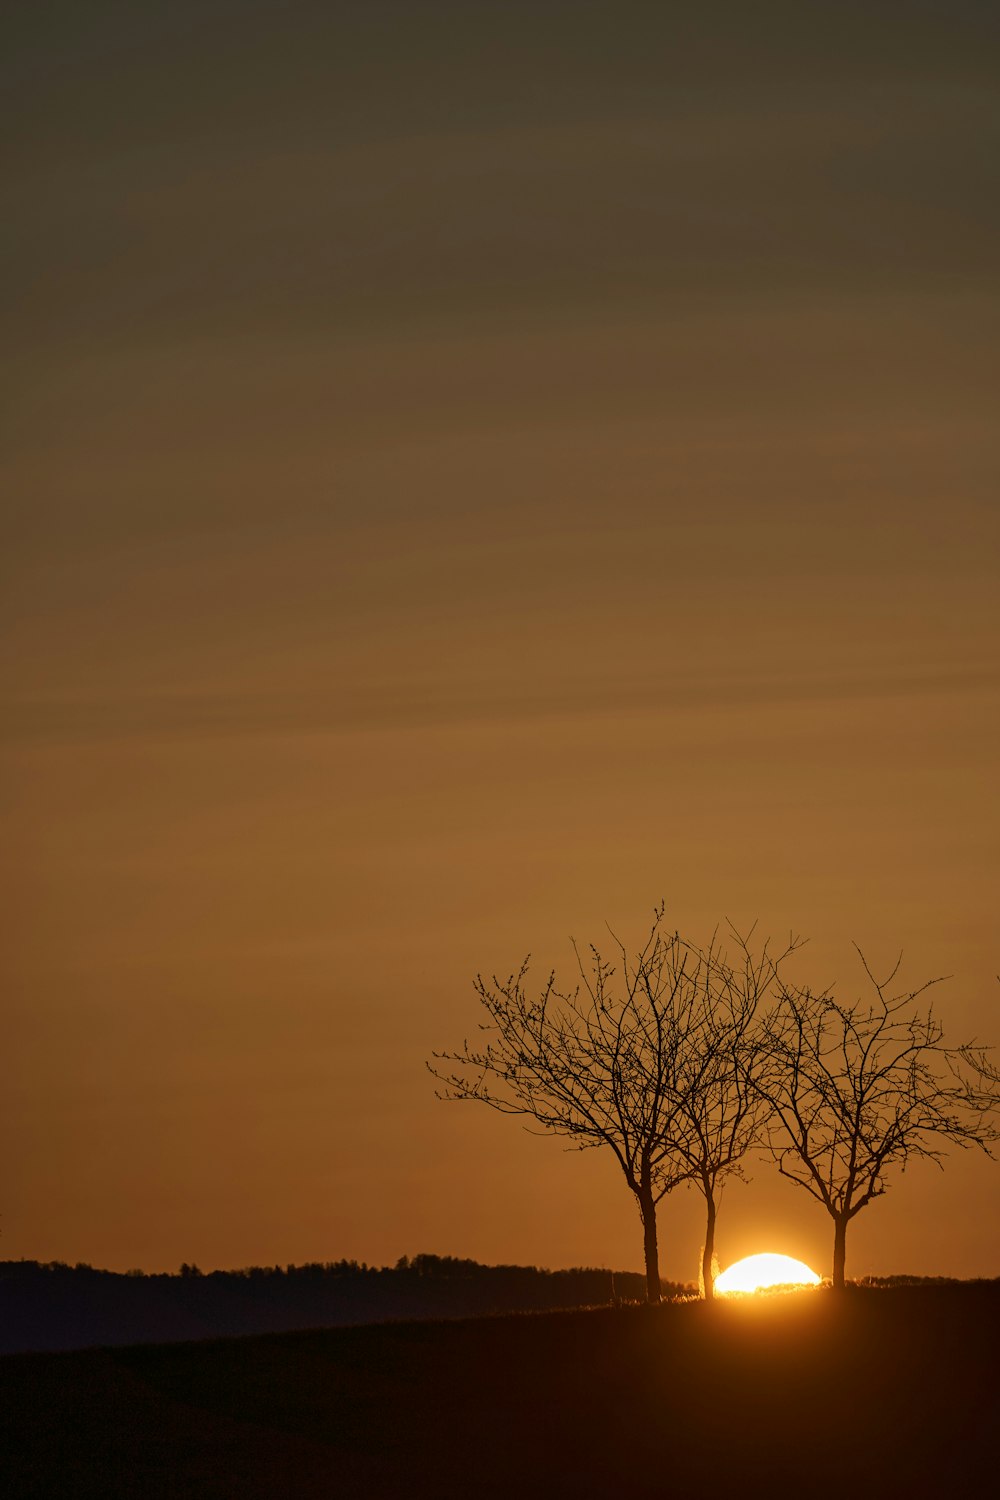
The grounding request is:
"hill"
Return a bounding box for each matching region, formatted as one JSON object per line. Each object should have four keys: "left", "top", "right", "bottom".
{"left": 3, "top": 1283, "right": 997, "bottom": 1498}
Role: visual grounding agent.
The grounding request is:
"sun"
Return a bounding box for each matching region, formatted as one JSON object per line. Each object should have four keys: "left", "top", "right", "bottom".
{"left": 714, "top": 1252, "right": 822, "bottom": 1295}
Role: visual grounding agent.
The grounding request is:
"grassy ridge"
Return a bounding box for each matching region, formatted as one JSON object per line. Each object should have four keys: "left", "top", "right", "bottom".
{"left": 3, "top": 1284, "right": 997, "bottom": 1498}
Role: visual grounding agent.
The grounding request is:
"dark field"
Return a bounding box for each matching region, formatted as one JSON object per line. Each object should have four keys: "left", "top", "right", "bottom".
{"left": 4, "top": 1284, "right": 997, "bottom": 1499}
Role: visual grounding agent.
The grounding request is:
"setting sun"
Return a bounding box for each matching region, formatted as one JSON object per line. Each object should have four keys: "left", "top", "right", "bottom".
{"left": 714, "top": 1253, "right": 822, "bottom": 1295}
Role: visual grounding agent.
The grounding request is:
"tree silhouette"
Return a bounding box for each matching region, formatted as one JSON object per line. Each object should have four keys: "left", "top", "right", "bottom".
{"left": 665, "top": 928, "right": 786, "bottom": 1299}
{"left": 756, "top": 951, "right": 1000, "bottom": 1289}
{"left": 430, "top": 907, "right": 795, "bottom": 1302}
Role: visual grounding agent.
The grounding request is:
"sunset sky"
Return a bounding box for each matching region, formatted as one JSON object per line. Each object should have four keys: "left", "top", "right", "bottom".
{"left": 5, "top": 2, "right": 999, "bottom": 1282}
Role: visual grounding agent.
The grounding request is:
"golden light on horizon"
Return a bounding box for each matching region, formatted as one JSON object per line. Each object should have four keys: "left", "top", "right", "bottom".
{"left": 715, "top": 1253, "right": 822, "bottom": 1295}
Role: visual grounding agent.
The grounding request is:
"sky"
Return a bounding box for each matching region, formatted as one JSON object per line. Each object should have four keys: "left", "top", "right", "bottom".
{"left": 4, "top": 2, "right": 999, "bottom": 1282}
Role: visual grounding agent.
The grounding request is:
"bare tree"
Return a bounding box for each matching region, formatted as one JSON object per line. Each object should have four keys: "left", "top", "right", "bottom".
{"left": 664, "top": 927, "right": 789, "bottom": 1300}
{"left": 430, "top": 907, "right": 794, "bottom": 1303}
{"left": 757, "top": 951, "right": 1000, "bottom": 1289}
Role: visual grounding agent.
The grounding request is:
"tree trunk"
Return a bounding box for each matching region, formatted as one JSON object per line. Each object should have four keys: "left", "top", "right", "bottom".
{"left": 701, "top": 1190, "right": 718, "bottom": 1302}
{"left": 637, "top": 1180, "right": 661, "bottom": 1305}
{"left": 832, "top": 1213, "right": 848, "bottom": 1290}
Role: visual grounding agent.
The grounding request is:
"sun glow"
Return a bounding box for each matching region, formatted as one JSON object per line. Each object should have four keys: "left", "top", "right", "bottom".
{"left": 714, "top": 1253, "right": 822, "bottom": 1295}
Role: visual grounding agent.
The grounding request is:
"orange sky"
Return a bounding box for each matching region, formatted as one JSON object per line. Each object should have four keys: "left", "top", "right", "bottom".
{"left": 4, "top": 2, "right": 999, "bottom": 1281}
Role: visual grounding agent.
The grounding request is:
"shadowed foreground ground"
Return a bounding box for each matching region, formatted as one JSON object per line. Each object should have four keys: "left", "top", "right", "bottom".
{"left": 3, "top": 1284, "right": 997, "bottom": 1498}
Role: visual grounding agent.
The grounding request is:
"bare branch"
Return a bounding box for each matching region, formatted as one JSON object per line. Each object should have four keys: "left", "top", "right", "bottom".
{"left": 429, "top": 907, "right": 799, "bottom": 1302}
{"left": 754, "top": 951, "right": 1000, "bottom": 1287}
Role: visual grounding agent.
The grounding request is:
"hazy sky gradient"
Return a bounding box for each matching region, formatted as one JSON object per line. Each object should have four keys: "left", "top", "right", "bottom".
{"left": 4, "top": 2, "right": 999, "bottom": 1279}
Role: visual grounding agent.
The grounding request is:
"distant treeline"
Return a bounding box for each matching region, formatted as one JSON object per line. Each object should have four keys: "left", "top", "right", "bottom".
{"left": 0, "top": 1254, "right": 692, "bottom": 1355}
